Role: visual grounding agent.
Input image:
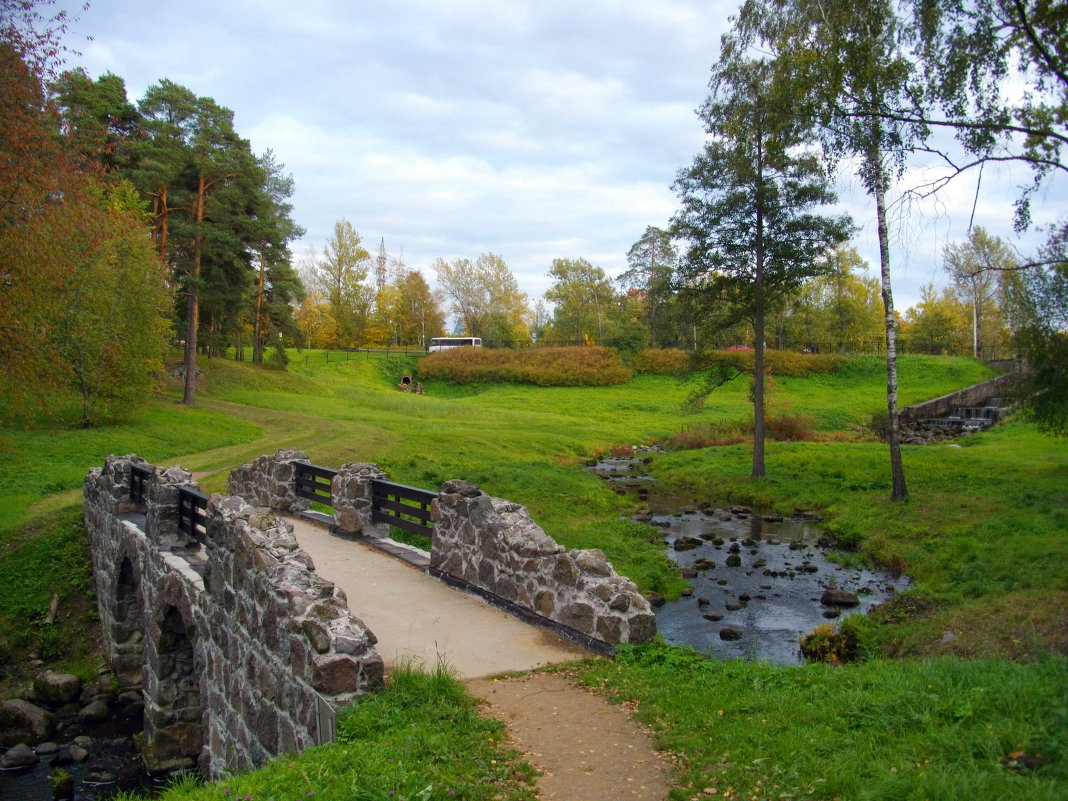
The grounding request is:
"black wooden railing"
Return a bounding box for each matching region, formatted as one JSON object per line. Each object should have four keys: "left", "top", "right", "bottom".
{"left": 134, "top": 461, "right": 435, "bottom": 545}
{"left": 177, "top": 486, "right": 209, "bottom": 541}
{"left": 294, "top": 462, "right": 337, "bottom": 506}
{"left": 130, "top": 464, "right": 151, "bottom": 506}
{"left": 371, "top": 479, "right": 435, "bottom": 539}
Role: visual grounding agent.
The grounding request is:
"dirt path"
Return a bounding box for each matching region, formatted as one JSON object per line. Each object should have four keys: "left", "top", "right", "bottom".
{"left": 466, "top": 672, "right": 672, "bottom": 801}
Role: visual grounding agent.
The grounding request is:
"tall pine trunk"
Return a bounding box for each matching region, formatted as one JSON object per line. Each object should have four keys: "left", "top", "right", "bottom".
{"left": 253, "top": 256, "right": 266, "bottom": 364}
{"left": 182, "top": 173, "right": 205, "bottom": 405}
{"left": 873, "top": 153, "right": 908, "bottom": 501}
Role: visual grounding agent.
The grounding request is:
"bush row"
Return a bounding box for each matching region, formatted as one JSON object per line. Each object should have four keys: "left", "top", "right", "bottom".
{"left": 632, "top": 348, "right": 850, "bottom": 376}
{"left": 705, "top": 349, "right": 850, "bottom": 377}
{"left": 416, "top": 346, "right": 634, "bottom": 386}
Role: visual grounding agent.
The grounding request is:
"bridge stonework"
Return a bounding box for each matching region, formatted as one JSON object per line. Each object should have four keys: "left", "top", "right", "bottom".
{"left": 430, "top": 480, "right": 657, "bottom": 646}
{"left": 83, "top": 455, "right": 383, "bottom": 779}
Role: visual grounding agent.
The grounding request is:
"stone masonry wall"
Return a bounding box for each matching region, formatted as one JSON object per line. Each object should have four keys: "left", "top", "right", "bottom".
{"left": 331, "top": 462, "right": 389, "bottom": 538}
{"left": 228, "top": 449, "right": 313, "bottom": 513}
{"left": 234, "top": 449, "right": 659, "bottom": 648}
{"left": 430, "top": 480, "right": 656, "bottom": 646}
{"left": 900, "top": 372, "right": 1018, "bottom": 422}
{"left": 84, "top": 455, "right": 383, "bottom": 779}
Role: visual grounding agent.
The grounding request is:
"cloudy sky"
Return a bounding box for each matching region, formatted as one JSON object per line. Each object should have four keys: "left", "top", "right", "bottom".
{"left": 57, "top": 0, "right": 1063, "bottom": 310}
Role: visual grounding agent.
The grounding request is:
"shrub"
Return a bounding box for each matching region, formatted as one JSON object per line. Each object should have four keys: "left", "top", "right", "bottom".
{"left": 701, "top": 349, "right": 849, "bottom": 377}
{"left": 633, "top": 348, "right": 690, "bottom": 375}
{"left": 798, "top": 622, "right": 860, "bottom": 665}
{"left": 667, "top": 412, "right": 818, "bottom": 449}
{"left": 416, "top": 346, "right": 633, "bottom": 386}
{"left": 765, "top": 412, "right": 816, "bottom": 441}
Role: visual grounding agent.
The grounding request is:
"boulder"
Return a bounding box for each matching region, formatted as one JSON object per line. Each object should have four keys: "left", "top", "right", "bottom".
{"left": 719, "top": 626, "right": 743, "bottom": 641}
{"left": 0, "top": 699, "right": 55, "bottom": 746}
{"left": 821, "top": 589, "right": 860, "bottom": 607}
{"left": 78, "top": 699, "right": 111, "bottom": 724}
{"left": 0, "top": 742, "right": 38, "bottom": 769}
{"left": 33, "top": 671, "right": 82, "bottom": 706}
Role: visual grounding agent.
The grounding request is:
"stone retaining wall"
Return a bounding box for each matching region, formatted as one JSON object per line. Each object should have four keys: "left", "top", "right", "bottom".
{"left": 900, "top": 372, "right": 1019, "bottom": 422}
{"left": 84, "top": 455, "right": 383, "bottom": 779}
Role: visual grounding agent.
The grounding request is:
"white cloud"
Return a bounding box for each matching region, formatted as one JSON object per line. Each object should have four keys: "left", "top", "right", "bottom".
{"left": 57, "top": 0, "right": 1064, "bottom": 315}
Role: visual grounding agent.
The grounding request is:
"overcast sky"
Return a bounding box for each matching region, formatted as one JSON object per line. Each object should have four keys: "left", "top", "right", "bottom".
{"left": 57, "top": 0, "right": 1063, "bottom": 311}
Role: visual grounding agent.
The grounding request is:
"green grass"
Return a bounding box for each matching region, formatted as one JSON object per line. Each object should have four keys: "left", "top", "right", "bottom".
{"left": 0, "top": 402, "right": 262, "bottom": 529}
{"left": 0, "top": 506, "right": 100, "bottom": 687}
{"left": 649, "top": 419, "right": 1068, "bottom": 658}
{"left": 573, "top": 641, "right": 1068, "bottom": 801}
{"left": 3, "top": 347, "right": 1064, "bottom": 800}
{"left": 115, "top": 662, "right": 538, "bottom": 801}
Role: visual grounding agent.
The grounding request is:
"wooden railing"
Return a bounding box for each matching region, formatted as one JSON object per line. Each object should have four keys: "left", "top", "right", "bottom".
{"left": 371, "top": 479, "right": 435, "bottom": 539}
{"left": 136, "top": 461, "right": 436, "bottom": 546}
{"left": 130, "top": 464, "right": 151, "bottom": 506}
{"left": 177, "top": 486, "right": 209, "bottom": 541}
{"left": 294, "top": 462, "right": 337, "bottom": 506}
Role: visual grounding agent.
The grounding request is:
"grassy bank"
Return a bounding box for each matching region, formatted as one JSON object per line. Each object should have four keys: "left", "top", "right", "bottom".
{"left": 115, "top": 664, "right": 538, "bottom": 801}
{"left": 649, "top": 420, "right": 1068, "bottom": 658}
{"left": 573, "top": 642, "right": 1067, "bottom": 801}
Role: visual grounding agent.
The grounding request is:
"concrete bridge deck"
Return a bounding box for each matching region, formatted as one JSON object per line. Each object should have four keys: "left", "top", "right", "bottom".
{"left": 287, "top": 517, "right": 591, "bottom": 678}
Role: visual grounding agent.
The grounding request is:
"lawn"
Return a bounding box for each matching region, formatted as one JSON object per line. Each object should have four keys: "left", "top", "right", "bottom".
{"left": 2, "top": 348, "right": 1064, "bottom": 800}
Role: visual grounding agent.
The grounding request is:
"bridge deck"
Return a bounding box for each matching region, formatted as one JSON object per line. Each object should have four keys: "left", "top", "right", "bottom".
{"left": 287, "top": 517, "right": 591, "bottom": 679}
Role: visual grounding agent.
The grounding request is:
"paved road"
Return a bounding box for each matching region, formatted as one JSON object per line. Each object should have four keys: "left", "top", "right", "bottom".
{"left": 288, "top": 517, "right": 591, "bottom": 679}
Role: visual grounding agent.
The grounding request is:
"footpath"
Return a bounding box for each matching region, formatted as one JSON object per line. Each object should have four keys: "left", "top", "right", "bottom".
{"left": 288, "top": 518, "right": 672, "bottom": 801}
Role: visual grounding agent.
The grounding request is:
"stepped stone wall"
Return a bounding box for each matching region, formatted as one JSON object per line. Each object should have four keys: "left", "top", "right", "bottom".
{"left": 430, "top": 479, "right": 656, "bottom": 646}
{"left": 900, "top": 372, "right": 1018, "bottom": 422}
{"left": 84, "top": 455, "right": 382, "bottom": 779}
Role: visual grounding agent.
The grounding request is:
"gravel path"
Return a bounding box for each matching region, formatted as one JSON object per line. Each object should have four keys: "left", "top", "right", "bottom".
{"left": 467, "top": 672, "right": 672, "bottom": 801}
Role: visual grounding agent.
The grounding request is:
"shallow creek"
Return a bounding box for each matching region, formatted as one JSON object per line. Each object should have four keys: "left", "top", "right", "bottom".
{"left": 589, "top": 456, "right": 909, "bottom": 664}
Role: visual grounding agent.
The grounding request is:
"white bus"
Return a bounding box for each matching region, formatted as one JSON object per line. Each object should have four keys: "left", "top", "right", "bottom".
{"left": 427, "top": 336, "right": 482, "bottom": 352}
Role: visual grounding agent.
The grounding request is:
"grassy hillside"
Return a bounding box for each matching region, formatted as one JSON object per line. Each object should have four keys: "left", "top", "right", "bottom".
{"left": 2, "top": 349, "right": 1064, "bottom": 800}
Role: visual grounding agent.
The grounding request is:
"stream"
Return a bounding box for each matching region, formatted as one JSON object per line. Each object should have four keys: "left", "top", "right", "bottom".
{"left": 589, "top": 455, "right": 909, "bottom": 664}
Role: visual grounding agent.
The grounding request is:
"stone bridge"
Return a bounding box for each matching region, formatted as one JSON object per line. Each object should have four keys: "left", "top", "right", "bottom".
{"left": 83, "top": 450, "right": 654, "bottom": 779}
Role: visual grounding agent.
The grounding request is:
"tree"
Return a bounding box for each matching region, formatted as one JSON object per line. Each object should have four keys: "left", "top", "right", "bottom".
{"left": 903, "top": 284, "right": 968, "bottom": 354}
{"left": 294, "top": 292, "right": 337, "bottom": 349}
{"left": 910, "top": 0, "right": 1066, "bottom": 232}
{"left": 942, "top": 227, "right": 1014, "bottom": 358}
{"left": 52, "top": 68, "right": 140, "bottom": 173}
{"left": 673, "top": 56, "right": 852, "bottom": 478}
{"left": 545, "top": 258, "right": 619, "bottom": 343}
{"left": 1003, "top": 231, "right": 1068, "bottom": 436}
{"left": 313, "top": 219, "right": 372, "bottom": 347}
{"left": 735, "top": 0, "right": 921, "bottom": 500}
{"left": 791, "top": 246, "right": 883, "bottom": 353}
{"left": 135, "top": 79, "right": 266, "bottom": 401}
{"left": 50, "top": 181, "right": 172, "bottom": 424}
{"left": 434, "top": 252, "right": 531, "bottom": 343}
{"left": 1, "top": 16, "right": 171, "bottom": 426}
{"left": 248, "top": 151, "right": 304, "bottom": 363}
{"left": 396, "top": 269, "right": 445, "bottom": 347}
{"left": 621, "top": 227, "right": 680, "bottom": 347}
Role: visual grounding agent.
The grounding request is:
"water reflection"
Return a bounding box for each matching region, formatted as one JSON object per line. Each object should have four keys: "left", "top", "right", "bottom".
{"left": 589, "top": 456, "right": 909, "bottom": 664}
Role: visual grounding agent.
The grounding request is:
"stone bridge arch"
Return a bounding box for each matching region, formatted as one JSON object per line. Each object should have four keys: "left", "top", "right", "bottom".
{"left": 142, "top": 576, "right": 205, "bottom": 774}
{"left": 83, "top": 455, "right": 383, "bottom": 779}
{"left": 111, "top": 540, "right": 146, "bottom": 690}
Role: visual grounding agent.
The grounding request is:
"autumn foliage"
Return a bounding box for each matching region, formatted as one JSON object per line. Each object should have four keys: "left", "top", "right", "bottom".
{"left": 1, "top": 7, "right": 171, "bottom": 426}
{"left": 416, "top": 346, "right": 634, "bottom": 386}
